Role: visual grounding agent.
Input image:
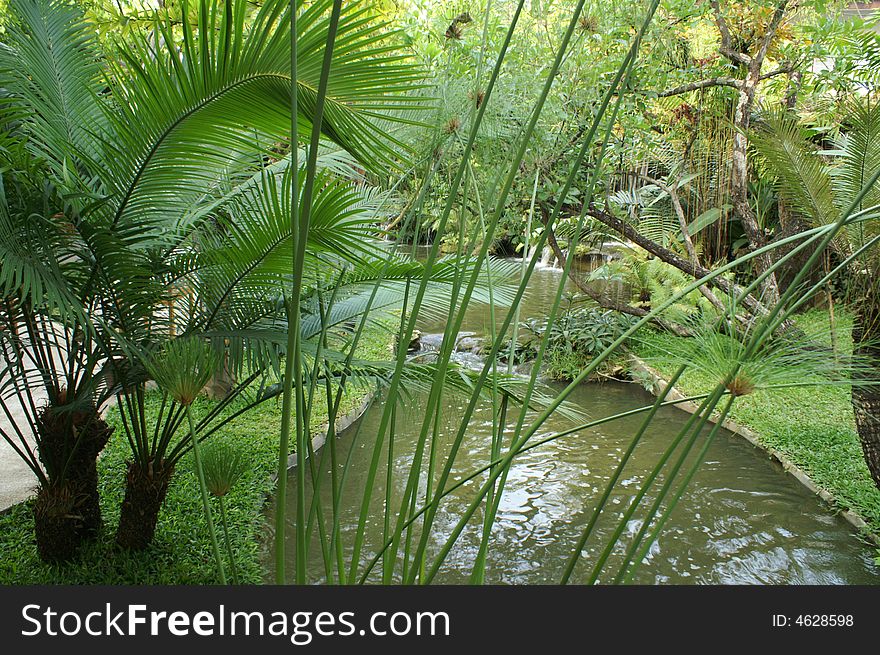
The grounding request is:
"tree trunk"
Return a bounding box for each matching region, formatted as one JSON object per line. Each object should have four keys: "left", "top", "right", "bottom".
{"left": 851, "top": 285, "right": 880, "bottom": 489}
{"left": 116, "top": 460, "right": 175, "bottom": 550}
{"left": 637, "top": 174, "right": 726, "bottom": 312}
{"left": 35, "top": 404, "right": 112, "bottom": 551}
{"left": 33, "top": 483, "right": 81, "bottom": 562}
{"left": 542, "top": 210, "right": 643, "bottom": 318}
{"left": 69, "top": 413, "right": 112, "bottom": 538}
{"left": 586, "top": 206, "right": 769, "bottom": 318}
{"left": 731, "top": 68, "right": 781, "bottom": 306}
{"left": 710, "top": 0, "right": 789, "bottom": 306}
{"left": 784, "top": 69, "right": 802, "bottom": 111}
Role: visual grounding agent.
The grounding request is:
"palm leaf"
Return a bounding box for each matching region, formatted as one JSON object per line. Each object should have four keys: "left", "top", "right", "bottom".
{"left": 751, "top": 108, "right": 839, "bottom": 227}
{"left": 99, "top": 0, "right": 424, "bottom": 249}
{"left": 831, "top": 98, "right": 880, "bottom": 233}
{"left": 0, "top": 0, "right": 108, "bottom": 184}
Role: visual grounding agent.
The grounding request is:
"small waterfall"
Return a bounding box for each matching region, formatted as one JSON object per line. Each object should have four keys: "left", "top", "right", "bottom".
{"left": 539, "top": 246, "right": 557, "bottom": 269}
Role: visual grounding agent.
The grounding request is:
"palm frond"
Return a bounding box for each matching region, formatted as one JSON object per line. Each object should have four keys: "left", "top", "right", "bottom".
{"left": 751, "top": 108, "right": 839, "bottom": 227}
{"left": 0, "top": 0, "right": 108, "bottom": 183}
{"left": 99, "top": 0, "right": 425, "bottom": 250}
{"left": 832, "top": 97, "right": 880, "bottom": 232}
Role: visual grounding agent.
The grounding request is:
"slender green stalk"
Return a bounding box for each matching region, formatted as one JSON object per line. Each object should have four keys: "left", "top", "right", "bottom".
{"left": 276, "top": 299, "right": 296, "bottom": 583}
{"left": 416, "top": 0, "right": 662, "bottom": 585}
{"left": 303, "top": 277, "right": 345, "bottom": 583}
{"left": 291, "top": 3, "right": 345, "bottom": 586}
{"left": 275, "top": 0, "right": 299, "bottom": 585}
{"left": 406, "top": 0, "right": 606, "bottom": 585}
{"left": 508, "top": 168, "right": 541, "bottom": 371}
{"left": 277, "top": 0, "right": 343, "bottom": 585}
{"left": 357, "top": 389, "right": 724, "bottom": 583}
{"left": 618, "top": 395, "right": 736, "bottom": 584}
{"left": 470, "top": 179, "right": 502, "bottom": 584}
{"left": 346, "top": 0, "right": 529, "bottom": 584}
{"left": 607, "top": 384, "right": 729, "bottom": 584}
{"left": 187, "top": 406, "right": 227, "bottom": 585}
{"left": 217, "top": 498, "right": 239, "bottom": 585}
{"left": 787, "top": 232, "right": 880, "bottom": 316}
{"left": 470, "top": 391, "right": 509, "bottom": 583}
{"left": 382, "top": 279, "right": 411, "bottom": 583}
{"left": 583, "top": 379, "right": 728, "bottom": 584}
{"left": 325, "top": 280, "right": 391, "bottom": 583}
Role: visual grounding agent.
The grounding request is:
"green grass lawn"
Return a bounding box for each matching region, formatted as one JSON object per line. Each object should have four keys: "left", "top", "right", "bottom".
{"left": 0, "top": 327, "right": 393, "bottom": 584}
{"left": 632, "top": 308, "right": 880, "bottom": 543}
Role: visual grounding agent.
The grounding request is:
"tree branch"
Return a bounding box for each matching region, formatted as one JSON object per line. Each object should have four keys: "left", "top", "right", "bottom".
{"left": 586, "top": 205, "right": 770, "bottom": 318}
{"left": 754, "top": 0, "right": 789, "bottom": 67}
{"left": 542, "top": 216, "right": 691, "bottom": 335}
{"left": 651, "top": 62, "right": 792, "bottom": 101}
{"left": 759, "top": 64, "right": 794, "bottom": 81}
{"left": 710, "top": 0, "right": 752, "bottom": 66}
{"left": 656, "top": 76, "right": 740, "bottom": 97}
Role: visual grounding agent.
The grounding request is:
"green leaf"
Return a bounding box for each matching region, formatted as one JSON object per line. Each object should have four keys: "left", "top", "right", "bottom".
{"left": 686, "top": 205, "right": 730, "bottom": 236}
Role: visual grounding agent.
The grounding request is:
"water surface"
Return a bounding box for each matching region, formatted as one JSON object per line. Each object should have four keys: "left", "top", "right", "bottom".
{"left": 273, "top": 258, "right": 879, "bottom": 584}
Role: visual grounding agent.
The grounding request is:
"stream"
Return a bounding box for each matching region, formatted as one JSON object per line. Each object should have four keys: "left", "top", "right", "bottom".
{"left": 272, "top": 257, "right": 880, "bottom": 584}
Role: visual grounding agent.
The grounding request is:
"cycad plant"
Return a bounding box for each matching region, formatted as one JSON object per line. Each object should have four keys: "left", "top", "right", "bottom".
{"left": 0, "top": 0, "right": 423, "bottom": 558}
{"left": 0, "top": 0, "right": 120, "bottom": 560}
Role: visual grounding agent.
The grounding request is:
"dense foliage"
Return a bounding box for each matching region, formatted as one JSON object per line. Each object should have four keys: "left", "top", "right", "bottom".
{"left": 1, "top": 0, "right": 880, "bottom": 585}
{"left": 514, "top": 306, "right": 638, "bottom": 379}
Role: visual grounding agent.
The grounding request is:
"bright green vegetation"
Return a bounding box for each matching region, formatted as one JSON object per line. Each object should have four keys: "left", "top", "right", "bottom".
{"left": 2, "top": 0, "right": 880, "bottom": 586}
{"left": 0, "top": 327, "right": 391, "bottom": 584}
{"left": 633, "top": 309, "right": 880, "bottom": 539}
{"left": 511, "top": 305, "right": 638, "bottom": 380}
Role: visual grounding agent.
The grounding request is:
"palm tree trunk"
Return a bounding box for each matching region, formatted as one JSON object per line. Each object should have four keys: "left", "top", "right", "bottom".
{"left": 851, "top": 288, "right": 880, "bottom": 489}
{"left": 116, "top": 460, "right": 175, "bottom": 550}
{"left": 68, "top": 412, "right": 113, "bottom": 538}
{"left": 710, "top": 0, "right": 789, "bottom": 307}
{"left": 730, "top": 67, "right": 780, "bottom": 306}
{"left": 33, "top": 404, "right": 112, "bottom": 560}
{"left": 33, "top": 482, "right": 80, "bottom": 562}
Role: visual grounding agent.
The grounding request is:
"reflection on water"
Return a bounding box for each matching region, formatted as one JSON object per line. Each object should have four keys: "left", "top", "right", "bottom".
{"left": 272, "top": 256, "right": 880, "bottom": 584}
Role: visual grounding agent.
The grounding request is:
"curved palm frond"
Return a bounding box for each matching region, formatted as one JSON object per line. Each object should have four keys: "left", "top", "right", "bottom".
{"left": 0, "top": 0, "right": 108, "bottom": 185}
{"left": 196, "top": 251, "right": 520, "bottom": 376}
{"left": 188, "top": 165, "right": 389, "bottom": 332}
{"left": 832, "top": 98, "right": 880, "bottom": 233}
{"left": 296, "top": 254, "right": 520, "bottom": 340}
{"left": 751, "top": 107, "right": 839, "bottom": 228}
{"left": 99, "top": 0, "right": 424, "bottom": 247}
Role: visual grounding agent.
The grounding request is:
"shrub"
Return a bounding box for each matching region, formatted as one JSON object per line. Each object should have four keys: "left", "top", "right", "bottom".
{"left": 510, "top": 306, "right": 638, "bottom": 380}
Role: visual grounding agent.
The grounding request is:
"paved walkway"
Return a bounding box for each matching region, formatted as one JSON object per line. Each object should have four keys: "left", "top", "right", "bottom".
{"left": 0, "top": 389, "right": 41, "bottom": 511}
{"left": 0, "top": 327, "right": 61, "bottom": 512}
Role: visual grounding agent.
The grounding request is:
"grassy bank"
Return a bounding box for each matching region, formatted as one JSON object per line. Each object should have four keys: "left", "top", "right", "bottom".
{"left": 632, "top": 308, "right": 880, "bottom": 543}
{"left": 0, "top": 327, "right": 392, "bottom": 584}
